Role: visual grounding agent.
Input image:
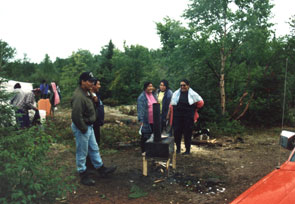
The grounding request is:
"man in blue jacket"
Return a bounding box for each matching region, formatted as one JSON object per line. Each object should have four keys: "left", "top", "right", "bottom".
{"left": 86, "top": 78, "right": 105, "bottom": 169}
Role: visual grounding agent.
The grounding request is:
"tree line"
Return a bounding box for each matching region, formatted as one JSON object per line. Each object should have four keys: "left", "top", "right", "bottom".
{"left": 1, "top": 0, "right": 295, "bottom": 128}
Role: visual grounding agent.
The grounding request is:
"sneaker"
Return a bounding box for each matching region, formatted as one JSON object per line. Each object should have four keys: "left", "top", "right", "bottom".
{"left": 97, "top": 165, "right": 117, "bottom": 177}
{"left": 80, "top": 171, "right": 95, "bottom": 186}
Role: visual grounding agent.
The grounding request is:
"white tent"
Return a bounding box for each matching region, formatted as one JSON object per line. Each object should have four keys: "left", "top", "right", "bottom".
{"left": 1, "top": 78, "right": 33, "bottom": 93}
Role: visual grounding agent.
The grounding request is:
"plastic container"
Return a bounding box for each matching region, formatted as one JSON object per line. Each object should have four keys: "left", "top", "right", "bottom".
{"left": 39, "top": 110, "right": 46, "bottom": 124}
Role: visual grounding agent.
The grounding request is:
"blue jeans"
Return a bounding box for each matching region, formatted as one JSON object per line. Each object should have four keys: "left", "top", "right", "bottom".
{"left": 71, "top": 122, "right": 103, "bottom": 173}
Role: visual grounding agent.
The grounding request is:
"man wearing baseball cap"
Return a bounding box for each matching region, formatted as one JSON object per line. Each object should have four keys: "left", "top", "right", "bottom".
{"left": 71, "top": 72, "right": 116, "bottom": 186}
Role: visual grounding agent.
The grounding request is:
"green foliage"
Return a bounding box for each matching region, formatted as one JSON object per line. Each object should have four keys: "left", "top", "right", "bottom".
{"left": 45, "top": 114, "right": 74, "bottom": 145}
{"left": 0, "top": 39, "right": 16, "bottom": 72}
{"left": 128, "top": 185, "right": 148, "bottom": 199}
{"left": 0, "top": 82, "right": 75, "bottom": 203}
{"left": 208, "top": 116, "right": 245, "bottom": 136}
{"left": 33, "top": 54, "right": 59, "bottom": 84}
{"left": 0, "top": 79, "right": 15, "bottom": 127}
{"left": 100, "top": 123, "right": 138, "bottom": 149}
{"left": 110, "top": 45, "right": 153, "bottom": 104}
{"left": 60, "top": 50, "right": 96, "bottom": 100}
{"left": 103, "top": 98, "right": 120, "bottom": 107}
{"left": 1, "top": 1, "right": 295, "bottom": 130}
{"left": 156, "top": 17, "right": 186, "bottom": 52}
{"left": 2, "top": 53, "right": 36, "bottom": 82}
{"left": 95, "top": 40, "right": 115, "bottom": 100}
{"left": 154, "top": 0, "right": 290, "bottom": 128}
{"left": 289, "top": 15, "right": 295, "bottom": 36}
{"left": 0, "top": 127, "right": 75, "bottom": 203}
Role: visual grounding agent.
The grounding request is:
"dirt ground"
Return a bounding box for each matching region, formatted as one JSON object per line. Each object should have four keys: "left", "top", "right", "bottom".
{"left": 54, "top": 108, "right": 293, "bottom": 204}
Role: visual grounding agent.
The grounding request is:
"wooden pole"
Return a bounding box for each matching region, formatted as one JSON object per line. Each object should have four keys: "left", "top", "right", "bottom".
{"left": 142, "top": 152, "right": 147, "bottom": 176}
{"left": 172, "top": 151, "right": 176, "bottom": 169}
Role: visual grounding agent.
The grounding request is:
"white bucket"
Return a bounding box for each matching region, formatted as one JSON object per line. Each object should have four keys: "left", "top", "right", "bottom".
{"left": 39, "top": 110, "right": 46, "bottom": 124}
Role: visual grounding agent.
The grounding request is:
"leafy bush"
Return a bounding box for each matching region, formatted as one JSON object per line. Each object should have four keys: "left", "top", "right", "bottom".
{"left": 103, "top": 98, "right": 120, "bottom": 107}
{"left": 0, "top": 127, "right": 75, "bottom": 204}
{"left": 207, "top": 116, "right": 245, "bottom": 137}
{"left": 128, "top": 184, "right": 148, "bottom": 199}
{"left": 0, "top": 79, "right": 15, "bottom": 127}
{"left": 45, "top": 115, "right": 74, "bottom": 145}
{"left": 100, "top": 123, "right": 139, "bottom": 149}
{"left": 0, "top": 80, "right": 75, "bottom": 204}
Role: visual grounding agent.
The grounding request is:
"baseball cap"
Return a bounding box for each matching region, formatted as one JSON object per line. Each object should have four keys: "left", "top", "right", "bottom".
{"left": 79, "top": 72, "right": 95, "bottom": 82}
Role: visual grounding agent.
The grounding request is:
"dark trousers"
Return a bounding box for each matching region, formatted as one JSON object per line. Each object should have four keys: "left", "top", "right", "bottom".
{"left": 16, "top": 109, "right": 30, "bottom": 128}
{"left": 86, "top": 124, "right": 101, "bottom": 169}
{"left": 141, "top": 124, "right": 153, "bottom": 153}
{"left": 173, "top": 117, "right": 194, "bottom": 152}
{"left": 93, "top": 121, "right": 101, "bottom": 146}
{"left": 161, "top": 121, "right": 166, "bottom": 133}
{"left": 15, "top": 109, "right": 25, "bottom": 128}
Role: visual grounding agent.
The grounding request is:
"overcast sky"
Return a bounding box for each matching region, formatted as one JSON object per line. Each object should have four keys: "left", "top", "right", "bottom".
{"left": 0, "top": 0, "right": 294, "bottom": 63}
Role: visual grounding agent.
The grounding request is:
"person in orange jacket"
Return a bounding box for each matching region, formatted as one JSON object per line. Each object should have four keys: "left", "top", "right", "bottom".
{"left": 167, "top": 79, "right": 204, "bottom": 155}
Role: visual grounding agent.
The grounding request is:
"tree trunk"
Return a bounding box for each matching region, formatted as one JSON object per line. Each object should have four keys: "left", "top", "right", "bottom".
{"left": 220, "top": 51, "right": 226, "bottom": 115}
{"left": 235, "top": 93, "right": 254, "bottom": 120}
{"left": 220, "top": 74, "right": 226, "bottom": 115}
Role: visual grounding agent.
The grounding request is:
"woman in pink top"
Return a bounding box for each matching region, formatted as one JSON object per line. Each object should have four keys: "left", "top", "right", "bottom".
{"left": 137, "top": 82, "right": 158, "bottom": 153}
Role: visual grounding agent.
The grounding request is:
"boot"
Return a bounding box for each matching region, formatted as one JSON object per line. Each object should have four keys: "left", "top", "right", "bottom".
{"left": 97, "top": 165, "right": 117, "bottom": 177}
{"left": 79, "top": 170, "right": 95, "bottom": 186}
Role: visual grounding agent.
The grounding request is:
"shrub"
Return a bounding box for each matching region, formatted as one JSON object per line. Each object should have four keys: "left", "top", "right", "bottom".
{"left": 0, "top": 127, "right": 75, "bottom": 204}
{"left": 0, "top": 80, "right": 75, "bottom": 204}
{"left": 45, "top": 115, "right": 74, "bottom": 145}
{"left": 100, "top": 123, "right": 139, "bottom": 149}
{"left": 207, "top": 116, "right": 245, "bottom": 137}
{"left": 103, "top": 98, "right": 120, "bottom": 107}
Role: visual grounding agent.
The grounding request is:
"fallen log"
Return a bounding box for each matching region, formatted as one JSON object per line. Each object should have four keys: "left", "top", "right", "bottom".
{"left": 191, "top": 139, "right": 222, "bottom": 147}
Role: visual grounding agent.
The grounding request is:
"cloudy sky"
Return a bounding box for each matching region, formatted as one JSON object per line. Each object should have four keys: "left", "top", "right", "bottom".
{"left": 0, "top": 0, "right": 294, "bottom": 63}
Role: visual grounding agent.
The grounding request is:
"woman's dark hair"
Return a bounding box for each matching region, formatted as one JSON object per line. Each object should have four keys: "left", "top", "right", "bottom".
{"left": 143, "top": 81, "right": 152, "bottom": 91}
{"left": 181, "top": 79, "right": 190, "bottom": 86}
{"left": 14, "top": 83, "right": 21, "bottom": 89}
{"left": 160, "top": 79, "right": 169, "bottom": 89}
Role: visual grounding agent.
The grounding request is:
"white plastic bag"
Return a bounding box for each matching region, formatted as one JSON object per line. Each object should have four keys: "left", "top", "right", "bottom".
{"left": 138, "top": 125, "right": 142, "bottom": 135}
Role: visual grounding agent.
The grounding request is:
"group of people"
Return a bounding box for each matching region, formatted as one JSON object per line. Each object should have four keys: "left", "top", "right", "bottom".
{"left": 39, "top": 80, "right": 61, "bottom": 114}
{"left": 10, "top": 80, "right": 61, "bottom": 128}
{"left": 69, "top": 72, "right": 204, "bottom": 186}
{"left": 9, "top": 72, "right": 204, "bottom": 187}
{"left": 137, "top": 79, "right": 204, "bottom": 155}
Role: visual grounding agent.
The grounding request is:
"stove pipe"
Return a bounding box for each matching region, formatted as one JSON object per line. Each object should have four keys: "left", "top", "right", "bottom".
{"left": 153, "top": 103, "right": 161, "bottom": 142}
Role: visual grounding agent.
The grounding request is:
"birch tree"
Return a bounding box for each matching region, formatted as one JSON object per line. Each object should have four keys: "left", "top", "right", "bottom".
{"left": 184, "top": 0, "right": 273, "bottom": 115}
